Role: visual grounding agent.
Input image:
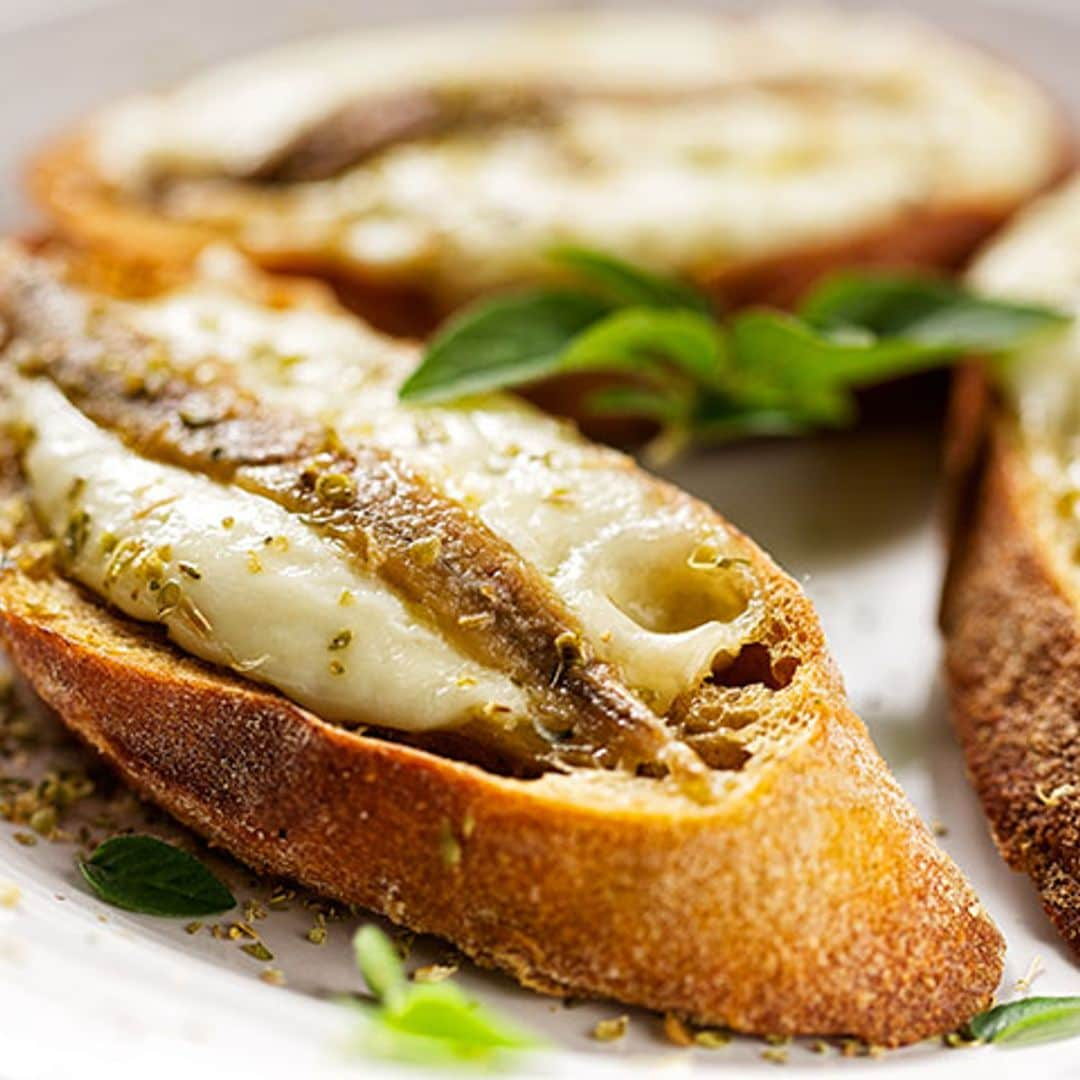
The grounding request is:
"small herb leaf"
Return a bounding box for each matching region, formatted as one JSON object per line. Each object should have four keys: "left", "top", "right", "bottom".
{"left": 561, "top": 307, "right": 728, "bottom": 389}
{"left": 800, "top": 272, "right": 1069, "bottom": 352}
{"left": 386, "top": 983, "right": 536, "bottom": 1050}
{"left": 398, "top": 250, "right": 1072, "bottom": 452}
{"left": 398, "top": 290, "right": 611, "bottom": 403}
{"left": 968, "top": 996, "right": 1080, "bottom": 1047}
{"left": 730, "top": 310, "right": 958, "bottom": 391}
{"left": 352, "top": 926, "right": 539, "bottom": 1065}
{"left": 353, "top": 924, "right": 408, "bottom": 1011}
{"left": 77, "top": 835, "right": 235, "bottom": 917}
{"left": 548, "top": 244, "right": 713, "bottom": 313}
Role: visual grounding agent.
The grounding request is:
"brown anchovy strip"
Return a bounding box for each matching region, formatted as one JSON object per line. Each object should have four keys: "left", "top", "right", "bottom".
{"left": 240, "top": 79, "right": 854, "bottom": 185}
{"left": 247, "top": 86, "right": 557, "bottom": 184}
{"left": 0, "top": 256, "right": 702, "bottom": 779}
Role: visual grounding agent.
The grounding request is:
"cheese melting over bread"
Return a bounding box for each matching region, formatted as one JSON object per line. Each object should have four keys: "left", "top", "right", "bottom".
{"left": 16, "top": 377, "right": 529, "bottom": 731}
{"left": 89, "top": 10, "right": 1062, "bottom": 303}
{"left": 9, "top": 253, "right": 762, "bottom": 732}
{"left": 968, "top": 177, "right": 1080, "bottom": 589}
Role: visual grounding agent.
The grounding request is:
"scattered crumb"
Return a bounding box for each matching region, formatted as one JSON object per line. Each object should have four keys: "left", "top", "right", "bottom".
{"left": 662, "top": 1013, "right": 694, "bottom": 1047}
{"left": 693, "top": 1030, "right": 730, "bottom": 1049}
{"left": 412, "top": 962, "right": 459, "bottom": 984}
{"left": 0, "top": 882, "right": 20, "bottom": 908}
{"left": 13, "top": 832, "right": 36, "bottom": 847}
{"left": 259, "top": 967, "right": 286, "bottom": 986}
{"left": 591, "top": 1015, "right": 629, "bottom": 1042}
{"left": 809, "top": 1040, "right": 830, "bottom": 1055}
{"left": 241, "top": 941, "right": 274, "bottom": 962}
{"left": 243, "top": 899, "right": 268, "bottom": 923}
{"left": 931, "top": 820, "right": 948, "bottom": 837}
{"left": 268, "top": 887, "right": 294, "bottom": 911}
{"left": 184, "top": 921, "right": 203, "bottom": 935}
{"left": 761, "top": 1046, "right": 788, "bottom": 1064}
{"left": 1035, "top": 782, "right": 1077, "bottom": 807}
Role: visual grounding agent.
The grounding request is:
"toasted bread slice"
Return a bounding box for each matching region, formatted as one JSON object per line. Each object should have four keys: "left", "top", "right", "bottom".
{"left": 0, "top": 245, "right": 1003, "bottom": 1044}
{"left": 31, "top": 9, "right": 1070, "bottom": 330}
{"left": 944, "top": 177, "right": 1080, "bottom": 954}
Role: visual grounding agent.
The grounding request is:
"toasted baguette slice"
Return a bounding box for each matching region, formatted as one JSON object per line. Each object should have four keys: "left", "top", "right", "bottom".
{"left": 0, "top": 245, "right": 1003, "bottom": 1044}
{"left": 32, "top": 9, "right": 1070, "bottom": 330}
{"left": 944, "top": 176, "right": 1080, "bottom": 955}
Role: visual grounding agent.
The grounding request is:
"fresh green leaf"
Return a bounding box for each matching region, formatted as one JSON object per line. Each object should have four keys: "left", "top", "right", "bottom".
{"left": 548, "top": 244, "right": 713, "bottom": 313}
{"left": 399, "top": 290, "right": 612, "bottom": 403}
{"left": 801, "top": 272, "right": 1070, "bottom": 353}
{"left": 351, "top": 926, "right": 540, "bottom": 1066}
{"left": 398, "top": 249, "right": 1072, "bottom": 454}
{"left": 77, "top": 835, "right": 235, "bottom": 917}
{"left": 968, "top": 996, "right": 1080, "bottom": 1047}
{"left": 583, "top": 386, "right": 689, "bottom": 425}
{"left": 353, "top": 924, "right": 408, "bottom": 1011}
{"left": 385, "top": 983, "right": 536, "bottom": 1050}
{"left": 731, "top": 309, "right": 959, "bottom": 391}
{"left": 561, "top": 307, "right": 728, "bottom": 389}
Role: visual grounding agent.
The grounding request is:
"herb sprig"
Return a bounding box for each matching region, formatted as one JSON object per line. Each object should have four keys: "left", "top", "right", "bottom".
{"left": 966, "top": 995, "right": 1080, "bottom": 1048}
{"left": 77, "top": 834, "right": 236, "bottom": 917}
{"left": 349, "top": 925, "right": 539, "bottom": 1066}
{"left": 400, "top": 247, "right": 1069, "bottom": 455}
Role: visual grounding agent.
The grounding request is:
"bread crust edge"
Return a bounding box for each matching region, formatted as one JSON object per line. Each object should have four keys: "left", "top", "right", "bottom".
{"left": 943, "top": 367, "right": 1080, "bottom": 954}
{"left": 28, "top": 131, "right": 1074, "bottom": 335}
{"left": 0, "top": 564, "right": 1004, "bottom": 1046}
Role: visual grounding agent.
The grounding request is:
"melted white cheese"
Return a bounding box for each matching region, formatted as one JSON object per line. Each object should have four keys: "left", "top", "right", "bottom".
{"left": 90, "top": 10, "right": 1062, "bottom": 302}
{"left": 125, "top": 261, "right": 762, "bottom": 713}
{"left": 967, "top": 177, "right": 1080, "bottom": 590}
{"left": 968, "top": 178, "right": 1080, "bottom": 437}
{"left": 14, "top": 377, "right": 529, "bottom": 732}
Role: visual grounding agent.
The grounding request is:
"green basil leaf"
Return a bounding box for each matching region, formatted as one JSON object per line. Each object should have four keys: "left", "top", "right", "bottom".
{"left": 561, "top": 307, "right": 728, "bottom": 389}
{"left": 801, "top": 272, "right": 1070, "bottom": 352}
{"left": 694, "top": 394, "right": 854, "bottom": 442}
{"left": 399, "top": 290, "right": 612, "bottom": 403}
{"left": 968, "top": 996, "right": 1080, "bottom": 1047}
{"left": 399, "top": 250, "right": 1072, "bottom": 454}
{"left": 549, "top": 244, "right": 713, "bottom": 313}
{"left": 77, "top": 835, "right": 235, "bottom": 917}
{"left": 731, "top": 310, "right": 960, "bottom": 390}
{"left": 354, "top": 924, "right": 408, "bottom": 1011}
{"left": 351, "top": 926, "right": 540, "bottom": 1065}
{"left": 386, "top": 983, "right": 536, "bottom": 1050}
{"left": 582, "top": 386, "right": 689, "bottom": 424}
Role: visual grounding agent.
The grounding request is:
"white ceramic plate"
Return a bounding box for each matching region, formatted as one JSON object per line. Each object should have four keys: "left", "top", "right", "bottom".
{"left": 2, "top": 1, "right": 1080, "bottom": 1077}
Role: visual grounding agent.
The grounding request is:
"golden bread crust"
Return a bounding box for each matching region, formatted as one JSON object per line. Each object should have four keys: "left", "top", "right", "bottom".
{"left": 0, "top": 567, "right": 1003, "bottom": 1045}
{"left": 30, "top": 133, "right": 1072, "bottom": 336}
{"left": 942, "top": 370, "right": 1080, "bottom": 953}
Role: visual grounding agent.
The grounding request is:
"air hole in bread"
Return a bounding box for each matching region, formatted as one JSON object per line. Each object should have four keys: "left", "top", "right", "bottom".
{"left": 685, "top": 731, "right": 752, "bottom": 771}
{"left": 711, "top": 642, "right": 797, "bottom": 691}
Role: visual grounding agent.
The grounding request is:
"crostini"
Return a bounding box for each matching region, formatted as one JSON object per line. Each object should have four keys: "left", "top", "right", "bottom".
{"left": 944, "top": 175, "right": 1080, "bottom": 956}
{"left": 0, "top": 243, "right": 1003, "bottom": 1044}
{"left": 31, "top": 9, "right": 1070, "bottom": 331}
